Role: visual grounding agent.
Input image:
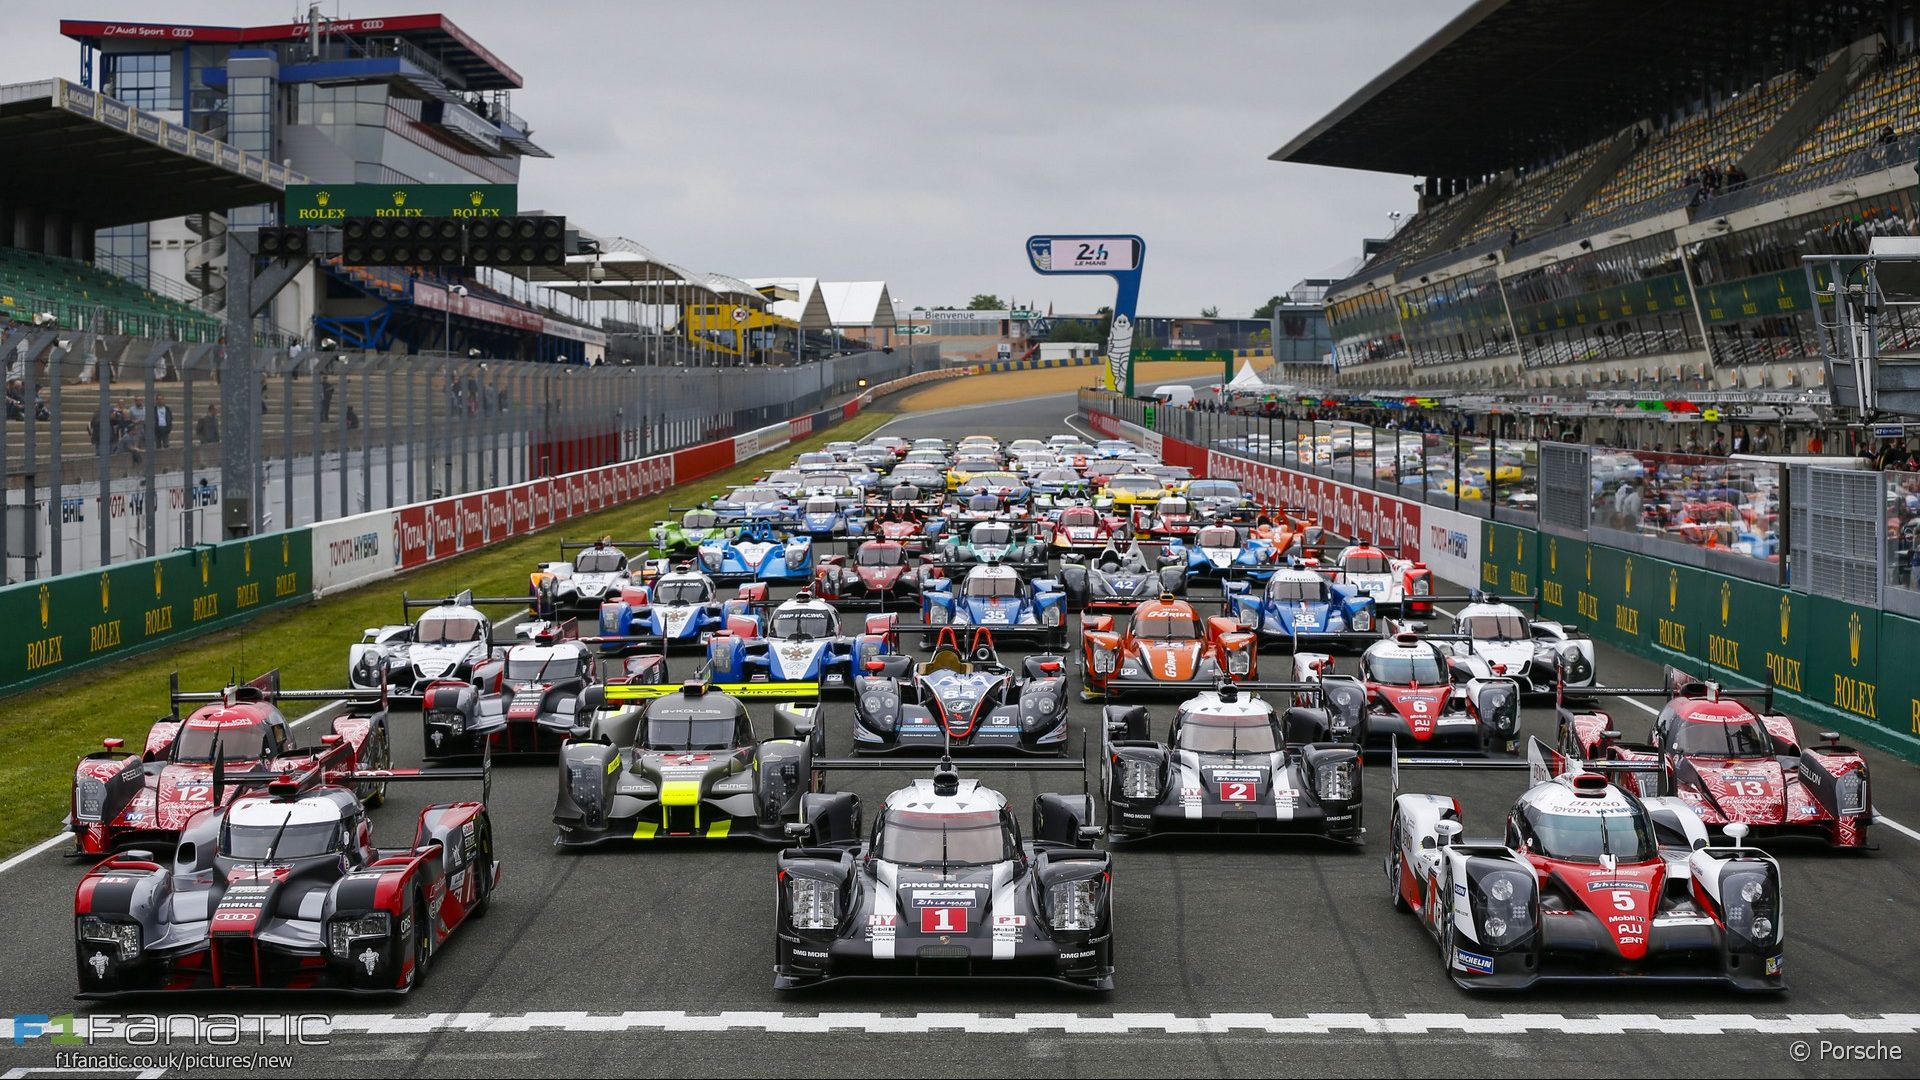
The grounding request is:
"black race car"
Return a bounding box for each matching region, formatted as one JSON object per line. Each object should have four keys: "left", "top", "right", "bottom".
{"left": 774, "top": 758, "right": 1112, "bottom": 990}
{"left": 851, "top": 628, "right": 1070, "bottom": 755}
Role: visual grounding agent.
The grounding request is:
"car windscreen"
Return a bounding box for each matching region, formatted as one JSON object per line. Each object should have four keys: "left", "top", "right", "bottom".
{"left": 416, "top": 615, "right": 482, "bottom": 644}
{"left": 172, "top": 722, "right": 269, "bottom": 763}
{"left": 726, "top": 487, "right": 781, "bottom": 505}
{"left": 1196, "top": 526, "right": 1239, "bottom": 547}
{"left": 963, "top": 574, "right": 1021, "bottom": 598}
{"left": 1344, "top": 554, "right": 1389, "bottom": 575}
{"left": 1106, "top": 476, "right": 1160, "bottom": 494}
{"left": 1366, "top": 651, "right": 1446, "bottom": 685}
{"left": 653, "top": 579, "right": 710, "bottom": 605}
{"left": 1132, "top": 610, "right": 1198, "bottom": 640}
{"left": 1034, "top": 470, "right": 1080, "bottom": 484}
{"left": 969, "top": 524, "right": 1013, "bottom": 546}
{"left": 1176, "top": 713, "right": 1278, "bottom": 754}
{"left": 643, "top": 712, "right": 740, "bottom": 751}
{"left": 682, "top": 509, "right": 718, "bottom": 529}
{"left": 857, "top": 545, "right": 904, "bottom": 567}
{"left": 804, "top": 497, "right": 840, "bottom": 514}
{"left": 222, "top": 818, "right": 342, "bottom": 860}
{"left": 879, "top": 809, "right": 1011, "bottom": 866}
{"left": 1523, "top": 804, "right": 1657, "bottom": 863}
{"left": 1186, "top": 480, "right": 1241, "bottom": 500}
{"left": 1672, "top": 715, "right": 1773, "bottom": 757}
{"left": 506, "top": 655, "right": 581, "bottom": 682}
{"left": 1266, "top": 578, "right": 1326, "bottom": 601}
{"left": 772, "top": 610, "right": 838, "bottom": 639}
{"left": 575, "top": 549, "right": 624, "bottom": 573}
{"left": 1463, "top": 614, "right": 1529, "bottom": 640}
{"left": 1060, "top": 507, "right": 1100, "bottom": 526}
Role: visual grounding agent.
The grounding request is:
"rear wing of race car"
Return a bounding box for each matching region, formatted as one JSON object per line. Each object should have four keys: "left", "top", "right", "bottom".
{"left": 209, "top": 733, "right": 495, "bottom": 808}
{"left": 1389, "top": 735, "right": 1663, "bottom": 796}
{"left": 601, "top": 680, "right": 822, "bottom": 703}
{"left": 1586, "top": 663, "right": 1775, "bottom": 712}
{"left": 558, "top": 539, "right": 651, "bottom": 555}
{"left": 576, "top": 633, "right": 671, "bottom": 654}
{"left": 1288, "top": 629, "right": 1382, "bottom": 652}
{"left": 169, "top": 668, "right": 387, "bottom": 717}
{"left": 402, "top": 589, "right": 536, "bottom": 618}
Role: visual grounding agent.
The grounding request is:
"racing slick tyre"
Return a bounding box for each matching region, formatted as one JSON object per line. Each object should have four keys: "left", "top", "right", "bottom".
{"left": 471, "top": 825, "right": 495, "bottom": 919}
{"left": 411, "top": 890, "right": 434, "bottom": 986}
{"left": 1387, "top": 811, "right": 1411, "bottom": 913}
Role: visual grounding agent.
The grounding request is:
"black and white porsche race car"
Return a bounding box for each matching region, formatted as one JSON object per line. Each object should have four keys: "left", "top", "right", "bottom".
{"left": 773, "top": 758, "right": 1113, "bottom": 990}
{"left": 1386, "top": 739, "right": 1784, "bottom": 991}
{"left": 348, "top": 590, "right": 529, "bottom": 698}
{"left": 1100, "top": 681, "right": 1363, "bottom": 843}
{"left": 536, "top": 538, "right": 648, "bottom": 616}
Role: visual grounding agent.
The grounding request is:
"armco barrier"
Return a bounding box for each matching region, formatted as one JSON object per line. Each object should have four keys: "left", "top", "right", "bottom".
{"left": 1083, "top": 399, "right": 1918, "bottom": 758}
{"left": 2, "top": 529, "right": 312, "bottom": 691}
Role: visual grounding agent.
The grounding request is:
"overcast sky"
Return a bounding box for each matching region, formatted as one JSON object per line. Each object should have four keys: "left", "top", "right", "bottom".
{"left": 5, "top": 1, "right": 1472, "bottom": 316}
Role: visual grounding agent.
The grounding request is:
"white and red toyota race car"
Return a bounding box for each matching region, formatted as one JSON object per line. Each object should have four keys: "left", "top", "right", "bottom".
{"left": 1323, "top": 543, "right": 1433, "bottom": 615}
{"left": 1294, "top": 631, "right": 1521, "bottom": 755}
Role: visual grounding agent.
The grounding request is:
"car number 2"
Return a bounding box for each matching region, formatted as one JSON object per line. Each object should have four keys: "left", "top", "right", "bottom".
{"left": 1218, "top": 782, "right": 1255, "bottom": 802}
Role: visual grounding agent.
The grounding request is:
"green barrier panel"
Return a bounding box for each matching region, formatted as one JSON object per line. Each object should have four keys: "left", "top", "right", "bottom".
{"left": 1481, "top": 521, "right": 1536, "bottom": 596}
{"left": 2, "top": 530, "right": 312, "bottom": 692}
{"left": 1540, "top": 533, "right": 1592, "bottom": 627}
{"left": 1807, "top": 594, "right": 1881, "bottom": 728}
{"left": 1877, "top": 614, "right": 1920, "bottom": 744}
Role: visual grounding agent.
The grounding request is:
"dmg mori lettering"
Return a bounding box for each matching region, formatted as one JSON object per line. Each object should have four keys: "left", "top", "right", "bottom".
{"left": 1656, "top": 618, "right": 1687, "bottom": 653}
{"left": 26, "top": 636, "right": 64, "bottom": 671}
{"left": 1509, "top": 571, "right": 1529, "bottom": 595}
{"left": 1766, "top": 651, "right": 1803, "bottom": 693}
{"left": 275, "top": 572, "right": 299, "bottom": 598}
{"left": 1708, "top": 634, "right": 1740, "bottom": 671}
{"left": 235, "top": 582, "right": 260, "bottom": 609}
{"left": 1832, "top": 674, "right": 1877, "bottom": 720}
{"left": 1577, "top": 592, "right": 1600, "bottom": 621}
{"left": 1542, "top": 580, "right": 1564, "bottom": 609}
{"left": 192, "top": 593, "right": 219, "bottom": 621}
{"left": 88, "top": 620, "right": 122, "bottom": 653}
{"left": 1614, "top": 604, "right": 1640, "bottom": 637}
{"left": 144, "top": 606, "right": 173, "bottom": 635}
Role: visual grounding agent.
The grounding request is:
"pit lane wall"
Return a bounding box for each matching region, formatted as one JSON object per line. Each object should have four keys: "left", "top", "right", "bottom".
{"left": 1, "top": 366, "right": 964, "bottom": 693}
{"left": 1082, "top": 398, "right": 1918, "bottom": 760}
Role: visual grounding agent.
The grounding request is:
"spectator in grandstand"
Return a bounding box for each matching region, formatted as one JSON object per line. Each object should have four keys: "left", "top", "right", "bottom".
{"left": 1709, "top": 433, "right": 1727, "bottom": 457}
{"left": 1806, "top": 432, "right": 1825, "bottom": 454}
{"left": 319, "top": 376, "right": 335, "bottom": 423}
{"left": 196, "top": 403, "right": 219, "bottom": 445}
{"left": 1752, "top": 427, "right": 1773, "bottom": 453}
{"left": 346, "top": 403, "right": 360, "bottom": 431}
{"left": 4, "top": 380, "right": 22, "bottom": 421}
{"left": 1730, "top": 425, "right": 1749, "bottom": 454}
{"left": 153, "top": 395, "right": 172, "bottom": 448}
{"left": 1879, "top": 125, "right": 1900, "bottom": 146}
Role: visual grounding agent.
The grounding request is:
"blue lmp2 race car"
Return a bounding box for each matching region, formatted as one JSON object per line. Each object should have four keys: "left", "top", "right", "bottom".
{"left": 705, "top": 592, "right": 899, "bottom": 692}
{"left": 1165, "top": 522, "right": 1284, "bottom": 583}
{"left": 596, "top": 566, "right": 764, "bottom": 650}
{"left": 921, "top": 563, "right": 1068, "bottom": 647}
{"left": 1224, "top": 565, "right": 1376, "bottom": 649}
{"left": 697, "top": 520, "right": 815, "bottom": 582}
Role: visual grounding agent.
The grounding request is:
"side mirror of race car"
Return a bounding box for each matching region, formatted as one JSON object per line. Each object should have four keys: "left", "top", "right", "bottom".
{"left": 1435, "top": 819, "right": 1463, "bottom": 848}
{"left": 784, "top": 821, "right": 811, "bottom": 840}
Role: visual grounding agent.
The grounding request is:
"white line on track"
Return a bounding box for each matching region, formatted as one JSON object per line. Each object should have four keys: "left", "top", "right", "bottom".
{"left": 64, "top": 1010, "right": 1900, "bottom": 1038}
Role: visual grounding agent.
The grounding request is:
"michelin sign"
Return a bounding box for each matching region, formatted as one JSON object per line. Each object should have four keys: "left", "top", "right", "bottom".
{"left": 1026, "top": 234, "right": 1146, "bottom": 395}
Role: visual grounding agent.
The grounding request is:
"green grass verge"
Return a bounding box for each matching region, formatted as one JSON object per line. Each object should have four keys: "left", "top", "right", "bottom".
{"left": 0, "top": 411, "right": 896, "bottom": 857}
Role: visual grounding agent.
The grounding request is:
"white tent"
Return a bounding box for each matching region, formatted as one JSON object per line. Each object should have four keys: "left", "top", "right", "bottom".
{"left": 1227, "top": 360, "right": 1266, "bottom": 390}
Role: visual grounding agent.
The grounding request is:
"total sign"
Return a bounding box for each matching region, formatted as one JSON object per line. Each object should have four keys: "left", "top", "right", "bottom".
{"left": 1026, "top": 234, "right": 1146, "bottom": 396}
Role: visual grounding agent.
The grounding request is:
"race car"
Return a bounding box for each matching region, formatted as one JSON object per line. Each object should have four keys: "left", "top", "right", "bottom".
{"left": 710, "top": 485, "right": 795, "bottom": 523}
{"left": 812, "top": 540, "right": 940, "bottom": 610}
{"left": 553, "top": 679, "right": 825, "bottom": 845}
{"left": 705, "top": 592, "right": 898, "bottom": 692}
{"left": 1096, "top": 473, "right": 1169, "bottom": 512}
{"left": 1182, "top": 478, "right": 1247, "bottom": 517}
{"left": 698, "top": 520, "right": 814, "bottom": 582}
{"left": 348, "top": 590, "right": 527, "bottom": 698}
{"left": 1060, "top": 541, "right": 1186, "bottom": 611}
{"left": 1027, "top": 467, "right": 1094, "bottom": 505}
{"left": 651, "top": 507, "right": 729, "bottom": 555}
{"left": 68, "top": 670, "right": 394, "bottom": 858}
{"left": 921, "top": 563, "right": 1069, "bottom": 647}
{"left": 791, "top": 495, "right": 870, "bottom": 540}
{"left": 595, "top": 565, "right": 763, "bottom": 650}
{"left": 1040, "top": 504, "right": 1125, "bottom": 553}
{"left": 419, "top": 622, "right": 607, "bottom": 758}
{"left": 1099, "top": 680, "right": 1363, "bottom": 843}
{"left": 1080, "top": 595, "right": 1258, "bottom": 700}
{"left": 1224, "top": 566, "right": 1376, "bottom": 648}
{"left": 1326, "top": 543, "right": 1433, "bottom": 615}
{"left": 1438, "top": 592, "right": 1595, "bottom": 694}
{"left": 74, "top": 756, "right": 497, "bottom": 997}
{"left": 1128, "top": 495, "right": 1199, "bottom": 538}
{"left": 773, "top": 758, "right": 1111, "bottom": 990}
{"left": 954, "top": 471, "right": 1032, "bottom": 505}
{"left": 1164, "top": 522, "right": 1283, "bottom": 583}
{"left": 851, "top": 628, "right": 1071, "bottom": 755}
{"left": 1386, "top": 739, "right": 1785, "bottom": 991}
{"left": 535, "top": 538, "right": 645, "bottom": 616}
{"left": 930, "top": 520, "right": 1048, "bottom": 569}
{"left": 1294, "top": 631, "right": 1521, "bottom": 755}
{"left": 1560, "top": 666, "right": 1871, "bottom": 848}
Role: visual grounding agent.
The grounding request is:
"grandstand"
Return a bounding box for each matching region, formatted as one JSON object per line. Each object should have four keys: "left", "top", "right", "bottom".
{"left": 1273, "top": 0, "right": 1920, "bottom": 398}
{"left": 0, "top": 248, "right": 222, "bottom": 342}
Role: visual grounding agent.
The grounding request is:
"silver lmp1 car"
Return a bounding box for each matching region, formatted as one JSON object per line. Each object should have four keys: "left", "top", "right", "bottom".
{"left": 773, "top": 758, "right": 1112, "bottom": 990}
{"left": 1406, "top": 592, "right": 1595, "bottom": 694}
{"left": 349, "top": 591, "right": 530, "bottom": 698}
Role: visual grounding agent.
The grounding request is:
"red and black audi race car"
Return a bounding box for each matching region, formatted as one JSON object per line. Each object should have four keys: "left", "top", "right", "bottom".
{"left": 1560, "top": 666, "right": 1872, "bottom": 849}
{"left": 812, "top": 539, "right": 942, "bottom": 610}
{"left": 69, "top": 670, "right": 393, "bottom": 858}
{"left": 74, "top": 756, "right": 498, "bottom": 997}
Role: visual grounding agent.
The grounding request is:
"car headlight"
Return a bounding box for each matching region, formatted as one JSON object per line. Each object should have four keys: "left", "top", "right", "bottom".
{"left": 1043, "top": 606, "right": 1063, "bottom": 627}
{"left": 786, "top": 545, "right": 809, "bottom": 568}
{"left": 1351, "top": 609, "right": 1372, "bottom": 631}
{"left": 1474, "top": 870, "right": 1534, "bottom": 948}
{"left": 1413, "top": 577, "right": 1431, "bottom": 596}
{"left": 709, "top": 638, "right": 732, "bottom": 669}
{"left": 1314, "top": 759, "right": 1355, "bottom": 801}
{"left": 77, "top": 916, "right": 141, "bottom": 961}
{"left": 927, "top": 606, "right": 949, "bottom": 625}
{"left": 75, "top": 777, "right": 107, "bottom": 822}
{"left": 788, "top": 878, "right": 838, "bottom": 930}
{"left": 1120, "top": 758, "right": 1158, "bottom": 799}
{"left": 430, "top": 709, "right": 466, "bottom": 735}
{"left": 700, "top": 549, "right": 723, "bottom": 568}
{"left": 1836, "top": 772, "right": 1868, "bottom": 815}
{"left": 1092, "top": 649, "right": 1117, "bottom": 675}
{"left": 1226, "top": 649, "right": 1251, "bottom": 676}
{"left": 1049, "top": 879, "right": 1099, "bottom": 931}
{"left": 861, "top": 639, "right": 883, "bottom": 661}
{"left": 324, "top": 911, "right": 392, "bottom": 956}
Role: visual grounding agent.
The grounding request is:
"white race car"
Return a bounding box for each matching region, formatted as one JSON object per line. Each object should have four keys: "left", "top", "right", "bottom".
{"left": 349, "top": 589, "right": 527, "bottom": 697}
{"left": 537, "top": 538, "right": 643, "bottom": 615}
{"left": 1326, "top": 543, "right": 1433, "bottom": 615}
{"left": 1415, "top": 592, "right": 1594, "bottom": 694}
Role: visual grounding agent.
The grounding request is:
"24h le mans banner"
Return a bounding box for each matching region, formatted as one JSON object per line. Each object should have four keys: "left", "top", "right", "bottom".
{"left": 1026, "top": 234, "right": 1147, "bottom": 396}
